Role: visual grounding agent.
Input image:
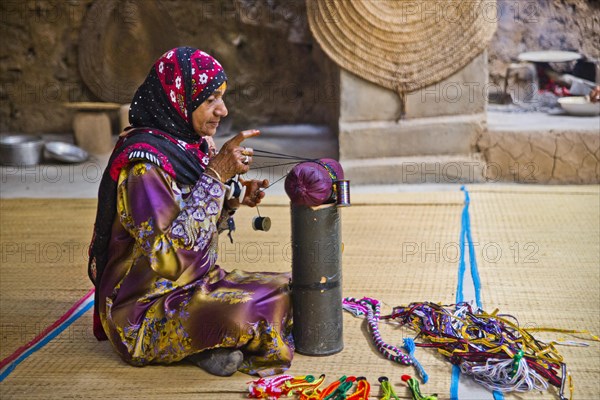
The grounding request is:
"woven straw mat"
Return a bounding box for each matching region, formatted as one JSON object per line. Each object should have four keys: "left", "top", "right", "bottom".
{"left": 1, "top": 187, "right": 598, "bottom": 399}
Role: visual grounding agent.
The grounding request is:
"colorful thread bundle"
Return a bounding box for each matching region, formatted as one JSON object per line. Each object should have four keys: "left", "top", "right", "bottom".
{"left": 346, "top": 377, "right": 370, "bottom": 400}
{"left": 401, "top": 375, "right": 438, "bottom": 400}
{"left": 247, "top": 374, "right": 441, "bottom": 400}
{"left": 342, "top": 297, "right": 412, "bottom": 366}
{"left": 402, "top": 338, "right": 429, "bottom": 383}
{"left": 247, "top": 374, "right": 372, "bottom": 400}
{"left": 343, "top": 297, "right": 598, "bottom": 399}
{"left": 375, "top": 299, "right": 592, "bottom": 399}
{"left": 248, "top": 374, "right": 324, "bottom": 399}
{"left": 378, "top": 376, "right": 399, "bottom": 400}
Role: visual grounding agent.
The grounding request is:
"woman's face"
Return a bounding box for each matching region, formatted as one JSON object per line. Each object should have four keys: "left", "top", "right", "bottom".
{"left": 192, "top": 86, "right": 228, "bottom": 137}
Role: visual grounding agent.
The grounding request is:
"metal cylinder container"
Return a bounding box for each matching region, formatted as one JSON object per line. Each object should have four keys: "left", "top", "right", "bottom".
{"left": 291, "top": 203, "right": 343, "bottom": 355}
{"left": 0, "top": 135, "right": 44, "bottom": 166}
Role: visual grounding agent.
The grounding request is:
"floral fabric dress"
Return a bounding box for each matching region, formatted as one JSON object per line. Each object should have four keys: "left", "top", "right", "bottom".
{"left": 97, "top": 162, "right": 294, "bottom": 376}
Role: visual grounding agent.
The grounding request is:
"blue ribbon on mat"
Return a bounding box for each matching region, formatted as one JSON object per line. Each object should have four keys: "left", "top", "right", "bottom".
{"left": 450, "top": 187, "right": 503, "bottom": 400}
{"left": 0, "top": 299, "right": 94, "bottom": 382}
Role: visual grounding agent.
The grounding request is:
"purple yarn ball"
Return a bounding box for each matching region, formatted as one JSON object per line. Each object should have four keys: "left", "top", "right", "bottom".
{"left": 285, "top": 159, "right": 344, "bottom": 206}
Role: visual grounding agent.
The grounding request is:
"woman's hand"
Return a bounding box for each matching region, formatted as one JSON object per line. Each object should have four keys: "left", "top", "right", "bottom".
{"left": 242, "top": 178, "right": 269, "bottom": 207}
{"left": 225, "top": 179, "right": 269, "bottom": 209}
{"left": 205, "top": 129, "right": 259, "bottom": 182}
{"left": 204, "top": 135, "right": 218, "bottom": 157}
{"left": 589, "top": 86, "right": 600, "bottom": 103}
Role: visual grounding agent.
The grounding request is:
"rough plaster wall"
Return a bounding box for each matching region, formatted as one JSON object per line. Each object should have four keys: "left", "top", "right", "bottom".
{"left": 1, "top": 0, "right": 96, "bottom": 133}
{"left": 0, "top": 0, "right": 335, "bottom": 134}
{"left": 1, "top": 0, "right": 598, "bottom": 135}
{"left": 164, "top": 0, "right": 338, "bottom": 133}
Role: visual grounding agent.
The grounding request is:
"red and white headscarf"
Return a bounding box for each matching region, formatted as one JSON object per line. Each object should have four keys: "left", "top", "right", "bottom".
{"left": 129, "top": 47, "right": 227, "bottom": 142}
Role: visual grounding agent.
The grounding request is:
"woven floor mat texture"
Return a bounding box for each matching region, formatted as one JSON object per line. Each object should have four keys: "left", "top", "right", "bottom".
{"left": 0, "top": 186, "right": 598, "bottom": 399}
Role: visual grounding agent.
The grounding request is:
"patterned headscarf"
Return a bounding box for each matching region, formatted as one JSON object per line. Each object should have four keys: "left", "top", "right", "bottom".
{"left": 88, "top": 48, "right": 227, "bottom": 340}
{"left": 129, "top": 47, "right": 227, "bottom": 141}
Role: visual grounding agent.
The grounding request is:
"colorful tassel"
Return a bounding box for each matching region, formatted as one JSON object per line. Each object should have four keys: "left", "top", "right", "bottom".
{"left": 379, "top": 376, "right": 400, "bottom": 400}
{"left": 343, "top": 297, "right": 412, "bottom": 365}
{"left": 403, "top": 337, "right": 429, "bottom": 383}
{"left": 323, "top": 376, "right": 355, "bottom": 400}
{"left": 401, "top": 375, "right": 438, "bottom": 400}
{"left": 286, "top": 374, "right": 326, "bottom": 398}
{"left": 248, "top": 374, "right": 293, "bottom": 399}
{"left": 346, "top": 377, "right": 370, "bottom": 400}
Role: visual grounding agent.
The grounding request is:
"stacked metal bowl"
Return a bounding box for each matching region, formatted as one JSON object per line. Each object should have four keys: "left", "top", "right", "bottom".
{"left": 0, "top": 135, "right": 45, "bottom": 166}
{"left": 0, "top": 135, "right": 89, "bottom": 166}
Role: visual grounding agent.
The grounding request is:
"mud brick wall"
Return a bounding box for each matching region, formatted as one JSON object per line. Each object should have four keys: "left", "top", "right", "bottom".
{"left": 1, "top": 0, "right": 598, "bottom": 134}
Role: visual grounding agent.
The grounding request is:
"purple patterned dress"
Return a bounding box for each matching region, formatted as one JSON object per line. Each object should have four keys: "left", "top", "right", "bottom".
{"left": 97, "top": 162, "right": 294, "bottom": 376}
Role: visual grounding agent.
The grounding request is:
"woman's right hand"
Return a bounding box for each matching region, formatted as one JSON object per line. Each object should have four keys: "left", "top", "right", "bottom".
{"left": 205, "top": 129, "right": 260, "bottom": 182}
{"left": 589, "top": 86, "right": 600, "bottom": 103}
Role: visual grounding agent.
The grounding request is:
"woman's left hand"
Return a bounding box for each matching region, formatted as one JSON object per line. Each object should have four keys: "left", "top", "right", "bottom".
{"left": 204, "top": 135, "right": 218, "bottom": 157}
{"left": 227, "top": 179, "right": 269, "bottom": 209}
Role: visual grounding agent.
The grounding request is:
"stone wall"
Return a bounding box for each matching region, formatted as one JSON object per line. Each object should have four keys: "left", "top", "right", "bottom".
{"left": 1, "top": 0, "right": 96, "bottom": 134}
{"left": 1, "top": 0, "right": 598, "bottom": 135}
{"left": 489, "top": 0, "right": 600, "bottom": 85}
{"left": 0, "top": 0, "right": 336, "bottom": 134}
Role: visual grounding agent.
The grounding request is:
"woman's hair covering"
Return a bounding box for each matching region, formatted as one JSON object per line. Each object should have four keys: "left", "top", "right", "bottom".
{"left": 88, "top": 47, "right": 226, "bottom": 340}
{"left": 285, "top": 158, "right": 344, "bottom": 206}
{"left": 129, "top": 47, "right": 227, "bottom": 141}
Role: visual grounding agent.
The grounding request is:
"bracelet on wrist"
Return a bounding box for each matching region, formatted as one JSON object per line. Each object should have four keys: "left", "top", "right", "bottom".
{"left": 206, "top": 166, "right": 223, "bottom": 183}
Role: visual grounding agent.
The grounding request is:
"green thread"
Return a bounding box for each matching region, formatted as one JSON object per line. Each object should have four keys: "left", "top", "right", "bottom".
{"left": 380, "top": 377, "right": 400, "bottom": 400}
{"left": 511, "top": 349, "right": 525, "bottom": 378}
{"left": 324, "top": 376, "right": 354, "bottom": 400}
{"left": 404, "top": 375, "right": 438, "bottom": 400}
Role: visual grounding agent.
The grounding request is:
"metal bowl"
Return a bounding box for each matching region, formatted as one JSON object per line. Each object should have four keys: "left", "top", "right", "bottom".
{"left": 0, "top": 135, "right": 45, "bottom": 166}
{"left": 44, "top": 141, "right": 89, "bottom": 163}
{"left": 557, "top": 97, "right": 600, "bottom": 116}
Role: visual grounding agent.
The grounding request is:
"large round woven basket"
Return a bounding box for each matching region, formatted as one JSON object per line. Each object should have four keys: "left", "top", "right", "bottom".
{"left": 78, "top": 0, "right": 180, "bottom": 103}
{"left": 306, "top": 0, "right": 497, "bottom": 93}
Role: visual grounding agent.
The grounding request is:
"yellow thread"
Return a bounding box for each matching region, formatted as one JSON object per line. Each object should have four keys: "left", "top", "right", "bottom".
{"left": 568, "top": 373, "right": 574, "bottom": 400}
{"left": 525, "top": 327, "right": 600, "bottom": 342}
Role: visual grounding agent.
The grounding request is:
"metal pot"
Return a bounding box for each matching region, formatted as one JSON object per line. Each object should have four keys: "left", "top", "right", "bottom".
{"left": 0, "top": 135, "right": 45, "bottom": 166}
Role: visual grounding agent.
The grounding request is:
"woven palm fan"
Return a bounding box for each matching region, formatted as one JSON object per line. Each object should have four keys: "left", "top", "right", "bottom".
{"left": 306, "top": 0, "right": 497, "bottom": 94}
{"left": 78, "top": 0, "right": 180, "bottom": 103}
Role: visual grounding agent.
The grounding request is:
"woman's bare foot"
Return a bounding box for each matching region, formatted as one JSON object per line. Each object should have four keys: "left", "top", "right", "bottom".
{"left": 187, "top": 348, "right": 243, "bottom": 376}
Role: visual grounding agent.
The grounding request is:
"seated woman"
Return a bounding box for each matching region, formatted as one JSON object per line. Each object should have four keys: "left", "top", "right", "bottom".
{"left": 87, "top": 47, "right": 294, "bottom": 377}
